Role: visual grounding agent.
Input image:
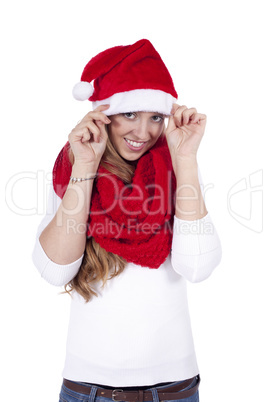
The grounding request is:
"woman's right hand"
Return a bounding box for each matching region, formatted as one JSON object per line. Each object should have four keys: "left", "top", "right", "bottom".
{"left": 68, "top": 104, "right": 111, "bottom": 169}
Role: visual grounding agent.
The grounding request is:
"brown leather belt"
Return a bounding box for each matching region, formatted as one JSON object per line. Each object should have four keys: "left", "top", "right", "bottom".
{"left": 63, "top": 375, "right": 200, "bottom": 401}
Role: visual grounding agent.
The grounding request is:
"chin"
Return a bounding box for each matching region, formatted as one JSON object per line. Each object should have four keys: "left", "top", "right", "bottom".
{"left": 120, "top": 151, "right": 146, "bottom": 162}
{"left": 121, "top": 155, "right": 139, "bottom": 164}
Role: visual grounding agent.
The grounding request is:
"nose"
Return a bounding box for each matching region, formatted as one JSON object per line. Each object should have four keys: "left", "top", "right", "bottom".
{"left": 133, "top": 120, "right": 150, "bottom": 141}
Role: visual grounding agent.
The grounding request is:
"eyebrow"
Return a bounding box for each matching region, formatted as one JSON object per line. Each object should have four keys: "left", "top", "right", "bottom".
{"left": 149, "top": 112, "right": 165, "bottom": 117}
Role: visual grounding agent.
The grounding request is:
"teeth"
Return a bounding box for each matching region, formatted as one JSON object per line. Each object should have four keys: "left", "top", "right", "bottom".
{"left": 125, "top": 138, "right": 145, "bottom": 148}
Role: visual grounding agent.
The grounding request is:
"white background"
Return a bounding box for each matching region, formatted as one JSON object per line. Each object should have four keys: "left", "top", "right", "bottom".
{"left": 1, "top": 0, "right": 267, "bottom": 401}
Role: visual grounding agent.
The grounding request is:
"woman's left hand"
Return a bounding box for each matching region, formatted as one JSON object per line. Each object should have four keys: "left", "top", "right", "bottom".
{"left": 165, "top": 104, "right": 207, "bottom": 165}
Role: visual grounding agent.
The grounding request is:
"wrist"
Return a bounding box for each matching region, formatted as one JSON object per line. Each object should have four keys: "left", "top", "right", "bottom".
{"left": 173, "top": 157, "right": 198, "bottom": 174}
{"left": 72, "top": 162, "right": 99, "bottom": 177}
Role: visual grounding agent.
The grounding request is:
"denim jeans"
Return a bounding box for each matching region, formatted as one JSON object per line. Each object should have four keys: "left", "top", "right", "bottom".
{"left": 59, "top": 376, "right": 199, "bottom": 402}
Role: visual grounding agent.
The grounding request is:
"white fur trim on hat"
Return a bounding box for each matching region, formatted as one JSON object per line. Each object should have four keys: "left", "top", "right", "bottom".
{"left": 92, "top": 89, "right": 177, "bottom": 116}
{"left": 72, "top": 81, "right": 94, "bottom": 101}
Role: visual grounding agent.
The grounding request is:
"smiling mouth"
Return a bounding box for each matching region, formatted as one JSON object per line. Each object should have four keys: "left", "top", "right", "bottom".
{"left": 124, "top": 138, "right": 147, "bottom": 149}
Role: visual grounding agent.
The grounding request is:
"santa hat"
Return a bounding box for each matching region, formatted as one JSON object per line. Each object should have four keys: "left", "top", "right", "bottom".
{"left": 72, "top": 39, "right": 177, "bottom": 116}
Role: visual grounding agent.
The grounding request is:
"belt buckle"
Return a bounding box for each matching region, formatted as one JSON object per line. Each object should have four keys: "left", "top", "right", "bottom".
{"left": 112, "top": 389, "right": 124, "bottom": 402}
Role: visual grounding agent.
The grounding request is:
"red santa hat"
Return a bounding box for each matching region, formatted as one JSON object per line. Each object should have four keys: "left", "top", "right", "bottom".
{"left": 72, "top": 39, "right": 178, "bottom": 116}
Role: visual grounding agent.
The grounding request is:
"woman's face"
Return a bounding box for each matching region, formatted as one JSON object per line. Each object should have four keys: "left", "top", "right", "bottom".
{"left": 107, "top": 112, "right": 165, "bottom": 161}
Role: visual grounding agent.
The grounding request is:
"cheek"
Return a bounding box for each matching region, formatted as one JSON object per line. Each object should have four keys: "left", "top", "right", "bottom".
{"left": 107, "top": 125, "right": 122, "bottom": 144}
{"left": 153, "top": 124, "right": 165, "bottom": 138}
{"left": 109, "top": 120, "right": 130, "bottom": 139}
{"left": 110, "top": 130, "right": 125, "bottom": 146}
{"left": 108, "top": 130, "right": 127, "bottom": 154}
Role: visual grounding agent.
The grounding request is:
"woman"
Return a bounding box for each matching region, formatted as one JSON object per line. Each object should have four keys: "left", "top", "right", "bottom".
{"left": 33, "top": 39, "right": 222, "bottom": 402}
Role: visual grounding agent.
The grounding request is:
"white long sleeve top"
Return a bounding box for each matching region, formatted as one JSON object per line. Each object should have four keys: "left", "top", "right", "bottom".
{"left": 32, "top": 171, "right": 222, "bottom": 387}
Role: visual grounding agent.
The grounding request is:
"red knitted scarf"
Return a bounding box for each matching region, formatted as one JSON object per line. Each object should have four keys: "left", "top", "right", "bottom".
{"left": 53, "top": 136, "right": 176, "bottom": 268}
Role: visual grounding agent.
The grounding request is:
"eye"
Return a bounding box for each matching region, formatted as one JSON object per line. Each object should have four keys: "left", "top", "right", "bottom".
{"left": 151, "top": 115, "right": 164, "bottom": 123}
{"left": 123, "top": 112, "right": 136, "bottom": 119}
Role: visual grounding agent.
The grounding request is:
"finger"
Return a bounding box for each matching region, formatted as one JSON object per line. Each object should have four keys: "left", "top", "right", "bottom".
{"left": 190, "top": 113, "right": 207, "bottom": 124}
{"left": 81, "top": 128, "right": 92, "bottom": 143}
{"left": 173, "top": 105, "right": 188, "bottom": 126}
{"left": 82, "top": 111, "right": 111, "bottom": 125}
{"left": 85, "top": 121, "right": 101, "bottom": 137}
{"left": 95, "top": 120, "right": 108, "bottom": 143}
{"left": 81, "top": 127, "right": 99, "bottom": 144}
{"left": 165, "top": 114, "right": 177, "bottom": 134}
{"left": 93, "top": 104, "right": 111, "bottom": 113}
{"left": 91, "top": 104, "right": 111, "bottom": 121}
{"left": 181, "top": 108, "right": 197, "bottom": 125}
{"left": 79, "top": 105, "right": 111, "bottom": 126}
{"left": 170, "top": 103, "right": 181, "bottom": 115}
{"left": 70, "top": 124, "right": 98, "bottom": 143}
{"left": 69, "top": 127, "right": 91, "bottom": 144}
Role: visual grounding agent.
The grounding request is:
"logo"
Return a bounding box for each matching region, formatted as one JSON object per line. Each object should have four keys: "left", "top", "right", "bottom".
{"left": 227, "top": 170, "right": 263, "bottom": 233}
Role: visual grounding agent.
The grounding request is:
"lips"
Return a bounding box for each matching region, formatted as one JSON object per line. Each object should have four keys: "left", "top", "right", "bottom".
{"left": 124, "top": 138, "right": 148, "bottom": 151}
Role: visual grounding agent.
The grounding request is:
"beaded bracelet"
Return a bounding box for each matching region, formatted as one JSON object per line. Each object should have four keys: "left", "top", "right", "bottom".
{"left": 70, "top": 175, "right": 97, "bottom": 184}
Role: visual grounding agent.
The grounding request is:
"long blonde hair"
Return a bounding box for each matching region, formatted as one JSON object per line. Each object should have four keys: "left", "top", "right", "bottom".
{"left": 64, "top": 134, "right": 136, "bottom": 303}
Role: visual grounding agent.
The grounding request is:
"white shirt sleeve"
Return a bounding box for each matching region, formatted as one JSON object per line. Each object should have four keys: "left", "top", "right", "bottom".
{"left": 171, "top": 167, "right": 222, "bottom": 282}
{"left": 32, "top": 184, "right": 84, "bottom": 287}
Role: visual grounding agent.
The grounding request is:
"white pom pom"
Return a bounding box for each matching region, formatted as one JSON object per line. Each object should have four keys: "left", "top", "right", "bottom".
{"left": 72, "top": 81, "right": 94, "bottom": 101}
